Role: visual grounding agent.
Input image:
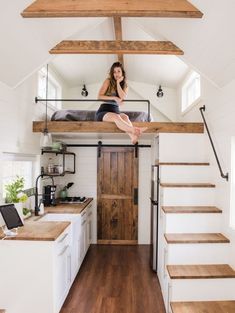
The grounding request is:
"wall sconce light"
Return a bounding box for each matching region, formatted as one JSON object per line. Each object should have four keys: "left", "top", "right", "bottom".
{"left": 156, "top": 85, "right": 164, "bottom": 98}
{"left": 81, "top": 84, "right": 88, "bottom": 97}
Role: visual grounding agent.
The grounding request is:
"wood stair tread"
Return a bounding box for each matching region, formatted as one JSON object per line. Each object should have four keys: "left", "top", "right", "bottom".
{"left": 167, "top": 264, "right": 235, "bottom": 279}
{"left": 164, "top": 233, "right": 230, "bottom": 244}
{"left": 160, "top": 183, "right": 215, "bottom": 188}
{"left": 156, "top": 162, "right": 210, "bottom": 166}
{"left": 171, "top": 301, "right": 235, "bottom": 313}
{"left": 162, "top": 206, "right": 222, "bottom": 214}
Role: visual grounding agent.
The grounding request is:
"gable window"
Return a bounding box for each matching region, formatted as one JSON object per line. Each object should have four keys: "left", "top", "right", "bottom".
{"left": 38, "top": 67, "right": 62, "bottom": 109}
{"left": 230, "top": 137, "right": 235, "bottom": 229}
{"left": 181, "top": 71, "right": 201, "bottom": 113}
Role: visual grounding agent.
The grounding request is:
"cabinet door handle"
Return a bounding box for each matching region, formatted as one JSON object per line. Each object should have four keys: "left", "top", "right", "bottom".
{"left": 58, "top": 233, "right": 68, "bottom": 243}
{"left": 133, "top": 188, "right": 138, "bottom": 205}
{"left": 58, "top": 245, "right": 69, "bottom": 256}
{"left": 82, "top": 220, "right": 87, "bottom": 225}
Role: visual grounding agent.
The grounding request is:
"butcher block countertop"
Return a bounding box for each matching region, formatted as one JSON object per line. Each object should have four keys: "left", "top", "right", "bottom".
{"left": 45, "top": 197, "right": 93, "bottom": 214}
{"left": 0, "top": 221, "right": 70, "bottom": 241}
{"left": 0, "top": 199, "right": 93, "bottom": 241}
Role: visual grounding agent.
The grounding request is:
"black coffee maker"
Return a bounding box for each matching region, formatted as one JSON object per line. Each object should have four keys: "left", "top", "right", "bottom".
{"left": 43, "top": 185, "right": 56, "bottom": 206}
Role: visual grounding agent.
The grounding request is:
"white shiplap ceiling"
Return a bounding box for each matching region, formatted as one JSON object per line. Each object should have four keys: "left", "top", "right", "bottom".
{"left": 0, "top": 1, "right": 235, "bottom": 88}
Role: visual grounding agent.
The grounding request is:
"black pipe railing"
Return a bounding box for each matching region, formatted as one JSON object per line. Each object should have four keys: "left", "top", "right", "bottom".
{"left": 35, "top": 97, "right": 151, "bottom": 122}
{"left": 199, "top": 105, "right": 228, "bottom": 181}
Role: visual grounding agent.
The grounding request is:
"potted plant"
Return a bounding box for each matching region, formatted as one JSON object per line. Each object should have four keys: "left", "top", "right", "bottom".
{"left": 5, "top": 176, "right": 29, "bottom": 219}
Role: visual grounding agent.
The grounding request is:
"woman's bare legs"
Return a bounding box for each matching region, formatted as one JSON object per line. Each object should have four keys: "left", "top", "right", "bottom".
{"left": 103, "top": 113, "right": 147, "bottom": 144}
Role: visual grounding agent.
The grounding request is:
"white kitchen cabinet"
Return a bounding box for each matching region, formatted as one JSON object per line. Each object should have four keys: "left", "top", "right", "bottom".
{"left": 86, "top": 202, "right": 93, "bottom": 247}
{"left": 80, "top": 208, "right": 87, "bottom": 262}
{"left": 54, "top": 230, "right": 72, "bottom": 312}
{"left": 0, "top": 201, "right": 94, "bottom": 313}
{"left": 0, "top": 225, "right": 72, "bottom": 313}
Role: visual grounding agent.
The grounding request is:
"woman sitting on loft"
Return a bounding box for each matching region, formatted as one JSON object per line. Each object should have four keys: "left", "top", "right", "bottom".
{"left": 95, "top": 61, "right": 147, "bottom": 144}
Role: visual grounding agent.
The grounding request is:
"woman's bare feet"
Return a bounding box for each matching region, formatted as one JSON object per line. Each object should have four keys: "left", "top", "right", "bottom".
{"left": 134, "top": 127, "right": 148, "bottom": 136}
{"left": 128, "top": 127, "right": 147, "bottom": 144}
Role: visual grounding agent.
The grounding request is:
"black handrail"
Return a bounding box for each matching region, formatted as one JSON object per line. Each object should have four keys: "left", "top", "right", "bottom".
{"left": 199, "top": 105, "right": 228, "bottom": 181}
{"left": 35, "top": 97, "right": 151, "bottom": 122}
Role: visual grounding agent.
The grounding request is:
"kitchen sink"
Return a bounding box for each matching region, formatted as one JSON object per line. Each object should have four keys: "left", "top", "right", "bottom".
{"left": 39, "top": 213, "right": 80, "bottom": 222}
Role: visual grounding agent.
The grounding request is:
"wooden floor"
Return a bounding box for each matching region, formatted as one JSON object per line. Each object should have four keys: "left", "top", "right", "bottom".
{"left": 60, "top": 245, "right": 166, "bottom": 313}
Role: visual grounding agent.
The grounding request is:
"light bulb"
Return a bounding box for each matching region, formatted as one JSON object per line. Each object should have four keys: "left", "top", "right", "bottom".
{"left": 40, "top": 131, "right": 52, "bottom": 149}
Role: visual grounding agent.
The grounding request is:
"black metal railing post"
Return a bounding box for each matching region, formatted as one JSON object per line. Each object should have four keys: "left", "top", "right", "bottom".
{"left": 199, "top": 105, "right": 228, "bottom": 181}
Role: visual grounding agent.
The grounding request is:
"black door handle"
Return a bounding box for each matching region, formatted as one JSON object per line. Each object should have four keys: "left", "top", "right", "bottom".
{"left": 134, "top": 188, "right": 138, "bottom": 205}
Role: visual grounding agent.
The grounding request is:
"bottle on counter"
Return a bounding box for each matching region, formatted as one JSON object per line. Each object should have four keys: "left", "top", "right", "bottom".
{"left": 39, "top": 200, "right": 45, "bottom": 215}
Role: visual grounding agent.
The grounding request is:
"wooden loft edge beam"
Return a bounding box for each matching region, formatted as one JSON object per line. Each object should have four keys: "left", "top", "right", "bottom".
{"left": 49, "top": 40, "right": 184, "bottom": 55}
{"left": 33, "top": 121, "right": 204, "bottom": 134}
{"left": 21, "top": 0, "right": 203, "bottom": 18}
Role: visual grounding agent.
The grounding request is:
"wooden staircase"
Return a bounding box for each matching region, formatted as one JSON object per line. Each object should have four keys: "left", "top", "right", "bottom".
{"left": 171, "top": 301, "right": 235, "bottom": 313}
{"left": 155, "top": 133, "right": 235, "bottom": 313}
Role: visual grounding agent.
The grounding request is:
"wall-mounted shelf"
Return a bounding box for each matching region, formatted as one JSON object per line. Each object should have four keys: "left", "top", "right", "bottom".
{"left": 41, "top": 149, "right": 76, "bottom": 176}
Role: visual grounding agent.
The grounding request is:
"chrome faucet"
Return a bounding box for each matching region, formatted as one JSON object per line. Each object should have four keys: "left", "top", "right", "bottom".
{"left": 35, "top": 174, "right": 55, "bottom": 216}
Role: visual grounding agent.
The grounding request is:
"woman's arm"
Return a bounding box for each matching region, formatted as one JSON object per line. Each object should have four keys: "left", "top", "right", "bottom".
{"left": 98, "top": 79, "right": 120, "bottom": 102}
{"left": 116, "top": 77, "right": 128, "bottom": 100}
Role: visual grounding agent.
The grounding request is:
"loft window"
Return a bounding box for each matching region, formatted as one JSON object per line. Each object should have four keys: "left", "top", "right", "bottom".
{"left": 38, "top": 67, "right": 62, "bottom": 109}
{"left": 230, "top": 137, "right": 235, "bottom": 229}
{"left": 181, "top": 71, "right": 201, "bottom": 113}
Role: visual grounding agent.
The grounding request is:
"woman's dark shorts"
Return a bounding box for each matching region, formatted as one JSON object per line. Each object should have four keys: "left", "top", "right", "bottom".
{"left": 95, "top": 103, "right": 120, "bottom": 121}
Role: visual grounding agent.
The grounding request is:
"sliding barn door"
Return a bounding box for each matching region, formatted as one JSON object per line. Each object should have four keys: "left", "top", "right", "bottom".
{"left": 97, "top": 147, "right": 138, "bottom": 244}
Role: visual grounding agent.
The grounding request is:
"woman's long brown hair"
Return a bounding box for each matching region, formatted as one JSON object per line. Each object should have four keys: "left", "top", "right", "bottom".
{"left": 106, "top": 62, "right": 127, "bottom": 95}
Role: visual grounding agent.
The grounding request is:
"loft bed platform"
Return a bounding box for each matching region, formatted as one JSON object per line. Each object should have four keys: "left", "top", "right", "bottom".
{"left": 32, "top": 121, "right": 204, "bottom": 134}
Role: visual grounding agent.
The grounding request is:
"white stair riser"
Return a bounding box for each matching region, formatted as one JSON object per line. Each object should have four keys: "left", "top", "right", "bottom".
{"left": 165, "top": 243, "right": 230, "bottom": 265}
{"left": 161, "top": 213, "right": 222, "bottom": 233}
{"left": 160, "top": 166, "right": 212, "bottom": 183}
{"left": 169, "top": 278, "right": 235, "bottom": 302}
{"left": 161, "top": 188, "right": 215, "bottom": 206}
{"left": 159, "top": 134, "right": 208, "bottom": 163}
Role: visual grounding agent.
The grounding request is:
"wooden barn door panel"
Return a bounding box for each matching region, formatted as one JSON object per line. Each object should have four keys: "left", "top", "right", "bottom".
{"left": 97, "top": 147, "right": 138, "bottom": 244}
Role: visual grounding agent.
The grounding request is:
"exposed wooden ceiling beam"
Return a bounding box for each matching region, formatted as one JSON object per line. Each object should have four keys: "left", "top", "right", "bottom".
{"left": 113, "top": 17, "right": 124, "bottom": 65}
{"left": 21, "top": 0, "right": 203, "bottom": 18}
{"left": 49, "top": 40, "right": 184, "bottom": 55}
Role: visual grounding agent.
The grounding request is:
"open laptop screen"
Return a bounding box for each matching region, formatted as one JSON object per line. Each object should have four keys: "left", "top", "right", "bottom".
{"left": 0, "top": 204, "right": 24, "bottom": 230}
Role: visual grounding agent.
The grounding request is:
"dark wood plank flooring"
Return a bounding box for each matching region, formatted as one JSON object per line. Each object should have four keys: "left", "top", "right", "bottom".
{"left": 60, "top": 245, "right": 166, "bottom": 313}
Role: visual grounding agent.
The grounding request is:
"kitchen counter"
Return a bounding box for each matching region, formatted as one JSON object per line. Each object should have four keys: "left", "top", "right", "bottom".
{"left": 0, "top": 198, "right": 93, "bottom": 241}
{"left": 45, "top": 197, "right": 93, "bottom": 214}
{"left": 0, "top": 221, "right": 70, "bottom": 241}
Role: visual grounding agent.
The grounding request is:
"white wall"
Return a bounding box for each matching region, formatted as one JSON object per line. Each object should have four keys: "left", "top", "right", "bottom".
{"left": 0, "top": 78, "right": 39, "bottom": 203}
{"left": 177, "top": 76, "right": 235, "bottom": 268}
{"left": 0, "top": 68, "right": 68, "bottom": 203}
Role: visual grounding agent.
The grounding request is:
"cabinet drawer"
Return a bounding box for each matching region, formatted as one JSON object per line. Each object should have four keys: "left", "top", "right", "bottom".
{"left": 55, "top": 226, "right": 71, "bottom": 255}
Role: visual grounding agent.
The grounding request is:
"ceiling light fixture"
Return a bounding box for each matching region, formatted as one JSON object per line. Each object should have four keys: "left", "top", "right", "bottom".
{"left": 81, "top": 84, "right": 88, "bottom": 97}
{"left": 40, "top": 64, "right": 52, "bottom": 149}
{"left": 156, "top": 85, "right": 164, "bottom": 98}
